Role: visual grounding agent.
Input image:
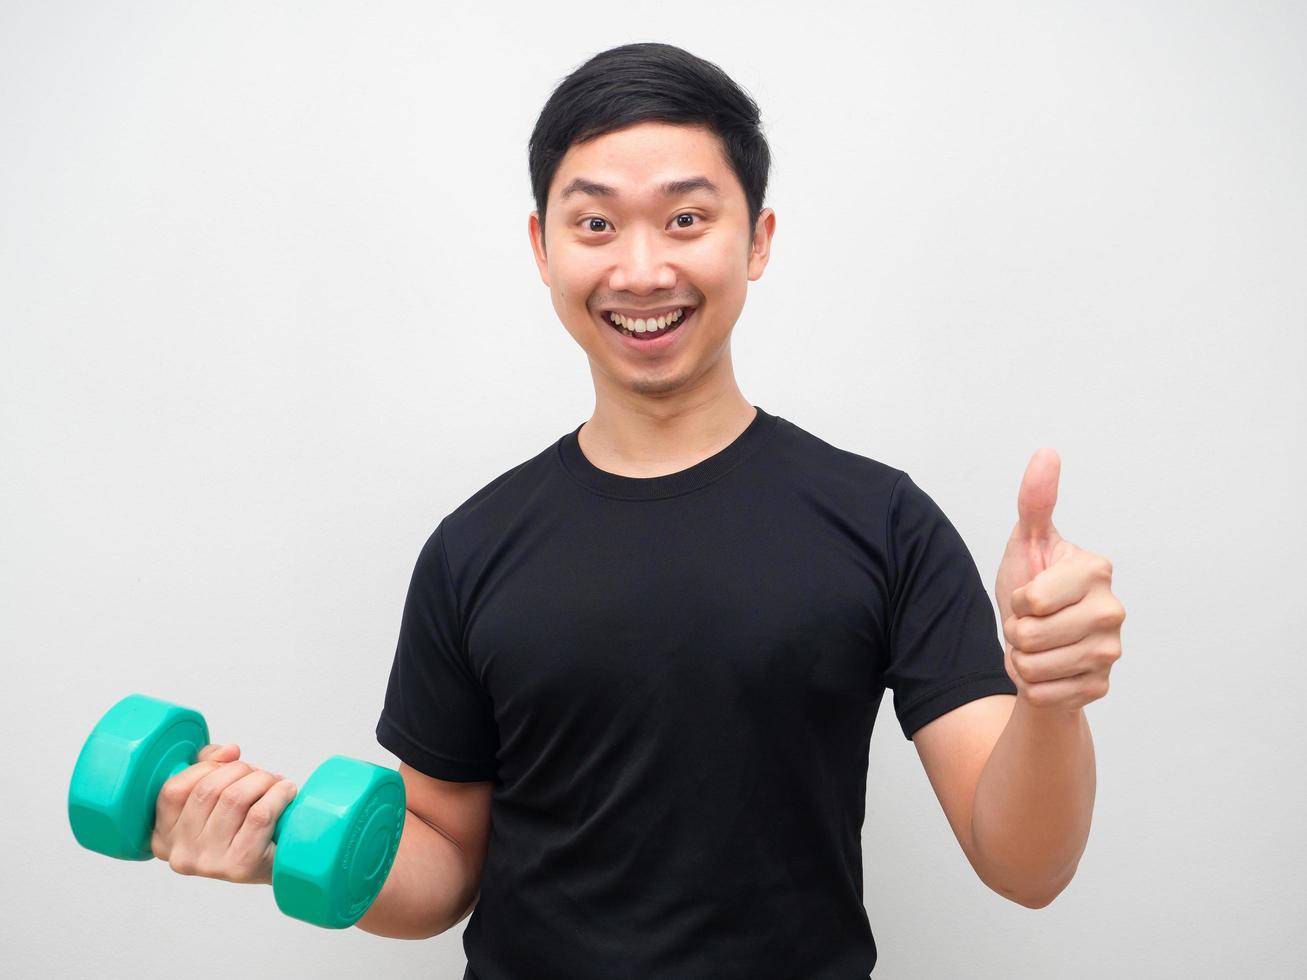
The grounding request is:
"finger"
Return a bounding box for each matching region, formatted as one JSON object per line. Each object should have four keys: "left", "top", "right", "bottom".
{"left": 199, "top": 768, "right": 285, "bottom": 850}
{"left": 198, "top": 742, "right": 242, "bottom": 763}
{"left": 1020, "top": 669, "right": 1107, "bottom": 710}
{"left": 1008, "top": 587, "right": 1125, "bottom": 652}
{"left": 229, "top": 777, "right": 299, "bottom": 882}
{"left": 171, "top": 762, "right": 256, "bottom": 846}
{"left": 1008, "top": 635, "right": 1103, "bottom": 685}
{"left": 1004, "top": 593, "right": 1102, "bottom": 653}
{"left": 1011, "top": 551, "right": 1098, "bottom": 618}
{"left": 156, "top": 758, "right": 233, "bottom": 838}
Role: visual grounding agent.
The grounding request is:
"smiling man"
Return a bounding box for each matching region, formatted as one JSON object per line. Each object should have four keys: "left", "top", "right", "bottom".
{"left": 530, "top": 121, "right": 764, "bottom": 465}
{"left": 365, "top": 40, "right": 1118, "bottom": 980}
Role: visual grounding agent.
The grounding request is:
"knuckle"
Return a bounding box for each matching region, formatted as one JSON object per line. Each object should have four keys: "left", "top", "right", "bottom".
{"left": 168, "top": 853, "right": 195, "bottom": 876}
{"left": 193, "top": 858, "right": 220, "bottom": 880}
{"left": 1014, "top": 621, "right": 1036, "bottom": 650}
{"left": 1010, "top": 648, "right": 1029, "bottom": 675}
{"left": 1024, "top": 684, "right": 1052, "bottom": 708}
{"left": 1098, "top": 604, "right": 1125, "bottom": 629}
{"left": 160, "top": 780, "right": 191, "bottom": 806}
{"left": 196, "top": 765, "right": 251, "bottom": 806}
{"left": 1011, "top": 650, "right": 1039, "bottom": 683}
{"left": 245, "top": 804, "right": 274, "bottom": 829}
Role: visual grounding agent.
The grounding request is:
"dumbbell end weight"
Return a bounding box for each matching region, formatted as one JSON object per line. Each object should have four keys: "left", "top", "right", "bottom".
{"left": 271, "top": 756, "right": 405, "bottom": 928}
{"left": 68, "top": 693, "right": 209, "bottom": 861}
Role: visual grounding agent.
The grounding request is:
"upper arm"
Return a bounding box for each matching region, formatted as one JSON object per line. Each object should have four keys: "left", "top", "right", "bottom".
{"left": 910, "top": 693, "right": 1015, "bottom": 873}
{"left": 399, "top": 762, "right": 494, "bottom": 884}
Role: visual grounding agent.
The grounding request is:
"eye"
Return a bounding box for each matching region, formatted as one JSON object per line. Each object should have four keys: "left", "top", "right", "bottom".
{"left": 577, "top": 214, "right": 701, "bottom": 236}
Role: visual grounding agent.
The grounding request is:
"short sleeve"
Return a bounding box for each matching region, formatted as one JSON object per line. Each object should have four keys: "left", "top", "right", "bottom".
{"left": 376, "top": 521, "right": 500, "bottom": 781}
{"left": 885, "top": 472, "right": 1017, "bottom": 741}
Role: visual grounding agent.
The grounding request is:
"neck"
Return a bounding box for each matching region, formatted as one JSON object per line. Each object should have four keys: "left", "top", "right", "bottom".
{"left": 578, "top": 387, "right": 757, "bottom": 480}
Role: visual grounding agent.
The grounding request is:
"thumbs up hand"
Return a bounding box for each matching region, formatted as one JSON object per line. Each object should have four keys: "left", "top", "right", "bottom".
{"left": 994, "top": 448, "right": 1126, "bottom": 713}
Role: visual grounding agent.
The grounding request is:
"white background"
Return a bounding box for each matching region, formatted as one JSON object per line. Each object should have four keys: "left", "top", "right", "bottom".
{"left": 3, "top": 1, "right": 1304, "bottom": 976}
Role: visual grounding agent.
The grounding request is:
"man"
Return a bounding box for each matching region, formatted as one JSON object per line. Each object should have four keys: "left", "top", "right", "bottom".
{"left": 368, "top": 41, "right": 1126, "bottom": 978}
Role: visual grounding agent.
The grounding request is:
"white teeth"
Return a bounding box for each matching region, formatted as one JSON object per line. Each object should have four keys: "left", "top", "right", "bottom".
{"left": 607, "top": 308, "right": 684, "bottom": 333}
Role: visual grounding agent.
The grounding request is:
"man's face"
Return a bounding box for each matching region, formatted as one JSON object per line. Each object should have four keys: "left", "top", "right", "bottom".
{"left": 529, "top": 121, "right": 774, "bottom": 399}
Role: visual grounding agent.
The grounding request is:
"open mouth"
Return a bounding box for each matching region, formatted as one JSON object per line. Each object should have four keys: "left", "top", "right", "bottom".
{"left": 600, "top": 306, "right": 697, "bottom": 342}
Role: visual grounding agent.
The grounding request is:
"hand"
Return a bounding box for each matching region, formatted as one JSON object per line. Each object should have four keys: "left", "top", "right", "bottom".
{"left": 994, "top": 448, "right": 1127, "bottom": 712}
{"left": 151, "top": 742, "right": 298, "bottom": 885}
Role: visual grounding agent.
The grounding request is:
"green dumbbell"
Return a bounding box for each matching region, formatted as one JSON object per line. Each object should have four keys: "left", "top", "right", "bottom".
{"left": 68, "top": 693, "right": 405, "bottom": 929}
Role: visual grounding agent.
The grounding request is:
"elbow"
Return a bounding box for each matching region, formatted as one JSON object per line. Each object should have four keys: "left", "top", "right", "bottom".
{"left": 431, "top": 882, "right": 482, "bottom": 938}
{"left": 980, "top": 857, "right": 1076, "bottom": 910}
{"left": 976, "top": 847, "right": 1080, "bottom": 910}
{"left": 990, "top": 872, "right": 1072, "bottom": 910}
{"left": 1012, "top": 889, "right": 1058, "bottom": 910}
{"left": 988, "top": 880, "right": 1058, "bottom": 909}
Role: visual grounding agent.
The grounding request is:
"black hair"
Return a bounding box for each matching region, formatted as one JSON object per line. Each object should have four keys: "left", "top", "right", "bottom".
{"left": 528, "top": 42, "right": 771, "bottom": 245}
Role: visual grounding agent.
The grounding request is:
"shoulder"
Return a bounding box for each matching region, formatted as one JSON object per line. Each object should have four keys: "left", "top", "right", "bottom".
{"left": 770, "top": 413, "right": 905, "bottom": 501}
{"left": 448, "top": 451, "right": 546, "bottom": 522}
{"left": 435, "top": 436, "right": 561, "bottom": 564}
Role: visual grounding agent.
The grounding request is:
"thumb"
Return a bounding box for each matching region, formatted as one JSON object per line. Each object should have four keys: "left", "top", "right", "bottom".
{"left": 1016, "top": 447, "right": 1061, "bottom": 541}
{"left": 198, "top": 742, "right": 241, "bottom": 762}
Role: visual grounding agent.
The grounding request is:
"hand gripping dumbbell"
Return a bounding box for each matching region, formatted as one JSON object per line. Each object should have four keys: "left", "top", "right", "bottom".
{"left": 68, "top": 693, "right": 405, "bottom": 929}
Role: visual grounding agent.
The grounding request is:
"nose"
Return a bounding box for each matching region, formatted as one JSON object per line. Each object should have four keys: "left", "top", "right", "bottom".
{"left": 606, "top": 224, "right": 678, "bottom": 295}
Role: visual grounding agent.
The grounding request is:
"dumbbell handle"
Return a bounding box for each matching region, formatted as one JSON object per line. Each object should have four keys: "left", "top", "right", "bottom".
{"left": 159, "top": 756, "right": 305, "bottom": 846}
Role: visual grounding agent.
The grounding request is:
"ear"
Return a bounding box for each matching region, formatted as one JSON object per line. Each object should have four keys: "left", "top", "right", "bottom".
{"left": 747, "top": 208, "right": 776, "bottom": 282}
{"left": 528, "top": 211, "right": 551, "bottom": 287}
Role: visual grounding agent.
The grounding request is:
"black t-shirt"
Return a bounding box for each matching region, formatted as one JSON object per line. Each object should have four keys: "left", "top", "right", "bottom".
{"left": 375, "top": 405, "right": 1016, "bottom": 979}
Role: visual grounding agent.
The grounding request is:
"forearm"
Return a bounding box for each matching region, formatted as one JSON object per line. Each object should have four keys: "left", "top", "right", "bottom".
{"left": 353, "top": 808, "right": 480, "bottom": 939}
{"left": 970, "top": 698, "right": 1096, "bottom": 907}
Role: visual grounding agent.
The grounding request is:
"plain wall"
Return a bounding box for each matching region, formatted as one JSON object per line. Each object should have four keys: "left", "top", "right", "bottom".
{"left": 3, "top": 1, "right": 1304, "bottom": 976}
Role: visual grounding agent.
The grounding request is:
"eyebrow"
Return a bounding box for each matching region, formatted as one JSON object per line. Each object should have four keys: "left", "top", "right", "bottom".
{"left": 559, "top": 175, "right": 721, "bottom": 202}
